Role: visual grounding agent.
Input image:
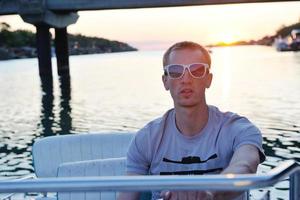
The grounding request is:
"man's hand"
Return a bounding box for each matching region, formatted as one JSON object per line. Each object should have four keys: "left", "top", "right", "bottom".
{"left": 160, "top": 190, "right": 214, "bottom": 200}
{"left": 117, "top": 173, "right": 140, "bottom": 200}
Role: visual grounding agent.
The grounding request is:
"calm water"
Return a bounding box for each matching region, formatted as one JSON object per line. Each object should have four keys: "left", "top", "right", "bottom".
{"left": 0, "top": 46, "right": 299, "bottom": 199}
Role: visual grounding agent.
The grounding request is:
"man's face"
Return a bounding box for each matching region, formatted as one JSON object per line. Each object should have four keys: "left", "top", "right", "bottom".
{"left": 162, "top": 49, "right": 212, "bottom": 108}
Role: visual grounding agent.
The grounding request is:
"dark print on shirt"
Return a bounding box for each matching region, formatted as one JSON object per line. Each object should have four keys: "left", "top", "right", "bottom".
{"left": 160, "top": 167, "right": 223, "bottom": 175}
{"left": 160, "top": 153, "right": 221, "bottom": 175}
{"left": 162, "top": 153, "right": 217, "bottom": 164}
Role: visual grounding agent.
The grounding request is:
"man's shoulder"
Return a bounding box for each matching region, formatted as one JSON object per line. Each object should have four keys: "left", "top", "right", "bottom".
{"left": 209, "top": 105, "right": 238, "bottom": 118}
{"left": 132, "top": 110, "right": 172, "bottom": 153}
{"left": 139, "top": 116, "right": 163, "bottom": 133}
{"left": 209, "top": 105, "right": 258, "bottom": 130}
{"left": 136, "top": 109, "right": 171, "bottom": 137}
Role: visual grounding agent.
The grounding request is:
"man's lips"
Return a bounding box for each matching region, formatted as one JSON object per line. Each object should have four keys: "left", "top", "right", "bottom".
{"left": 180, "top": 88, "right": 193, "bottom": 95}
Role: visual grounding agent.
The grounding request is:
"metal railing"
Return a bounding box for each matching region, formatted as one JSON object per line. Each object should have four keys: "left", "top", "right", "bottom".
{"left": 0, "top": 175, "right": 35, "bottom": 200}
{"left": 0, "top": 160, "right": 299, "bottom": 199}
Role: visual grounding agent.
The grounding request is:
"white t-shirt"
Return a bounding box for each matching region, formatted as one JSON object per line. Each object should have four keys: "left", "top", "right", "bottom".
{"left": 127, "top": 105, "right": 265, "bottom": 199}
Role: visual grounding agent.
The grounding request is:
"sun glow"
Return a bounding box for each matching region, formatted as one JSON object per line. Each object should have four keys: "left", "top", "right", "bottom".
{"left": 216, "top": 32, "right": 237, "bottom": 45}
{"left": 221, "top": 33, "right": 236, "bottom": 44}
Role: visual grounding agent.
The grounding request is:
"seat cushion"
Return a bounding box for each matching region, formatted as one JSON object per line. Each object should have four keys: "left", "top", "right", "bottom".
{"left": 32, "top": 132, "right": 134, "bottom": 177}
{"left": 57, "top": 157, "right": 126, "bottom": 200}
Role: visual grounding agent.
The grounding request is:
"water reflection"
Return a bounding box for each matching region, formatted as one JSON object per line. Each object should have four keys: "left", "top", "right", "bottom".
{"left": 38, "top": 74, "right": 72, "bottom": 137}
{"left": 39, "top": 75, "right": 55, "bottom": 137}
{"left": 0, "top": 73, "right": 73, "bottom": 178}
{"left": 58, "top": 74, "right": 72, "bottom": 135}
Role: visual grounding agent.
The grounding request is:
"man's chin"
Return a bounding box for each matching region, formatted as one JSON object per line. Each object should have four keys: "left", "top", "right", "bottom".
{"left": 176, "top": 100, "right": 198, "bottom": 108}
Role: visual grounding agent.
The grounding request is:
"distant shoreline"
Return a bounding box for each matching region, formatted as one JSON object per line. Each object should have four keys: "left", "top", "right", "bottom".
{"left": 207, "top": 35, "right": 275, "bottom": 48}
{"left": 0, "top": 47, "right": 138, "bottom": 61}
{"left": 0, "top": 23, "right": 138, "bottom": 61}
{"left": 0, "top": 42, "right": 138, "bottom": 61}
{"left": 209, "top": 21, "right": 300, "bottom": 48}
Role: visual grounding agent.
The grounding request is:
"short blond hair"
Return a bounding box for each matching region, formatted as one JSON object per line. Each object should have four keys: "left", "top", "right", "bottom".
{"left": 163, "top": 41, "right": 211, "bottom": 67}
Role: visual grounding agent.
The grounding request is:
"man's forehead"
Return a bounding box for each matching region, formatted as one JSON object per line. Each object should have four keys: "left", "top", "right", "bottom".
{"left": 169, "top": 49, "right": 207, "bottom": 63}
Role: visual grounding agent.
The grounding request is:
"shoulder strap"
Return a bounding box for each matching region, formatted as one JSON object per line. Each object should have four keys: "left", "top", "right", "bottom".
{"left": 149, "top": 108, "right": 173, "bottom": 165}
{"left": 159, "top": 108, "right": 173, "bottom": 135}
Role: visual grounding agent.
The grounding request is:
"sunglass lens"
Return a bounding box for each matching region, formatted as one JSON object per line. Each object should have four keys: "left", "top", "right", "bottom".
{"left": 190, "top": 63, "right": 206, "bottom": 78}
{"left": 168, "top": 65, "right": 184, "bottom": 78}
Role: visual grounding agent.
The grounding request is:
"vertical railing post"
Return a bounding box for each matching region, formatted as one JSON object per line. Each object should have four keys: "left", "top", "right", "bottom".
{"left": 290, "top": 171, "right": 300, "bottom": 200}
{"left": 245, "top": 190, "right": 249, "bottom": 200}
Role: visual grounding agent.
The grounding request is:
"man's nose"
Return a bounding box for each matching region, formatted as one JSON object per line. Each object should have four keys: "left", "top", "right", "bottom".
{"left": 181, "top": 68, "right": 192, "bottom": 81}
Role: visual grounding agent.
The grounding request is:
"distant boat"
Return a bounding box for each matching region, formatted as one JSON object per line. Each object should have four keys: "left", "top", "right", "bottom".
{"left": 275, "top": 37, "right": 290, "bottom": 51}
{"left": 275, "top": 29, "right": 300, "bottom": 52}
{"left": 290, "top": 29, "right": 300, "bottom": 51}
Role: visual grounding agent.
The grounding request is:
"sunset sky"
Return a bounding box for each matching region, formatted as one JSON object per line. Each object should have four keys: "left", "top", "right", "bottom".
{"left": 0, "top": 2, "right": 300, "bottom": 50}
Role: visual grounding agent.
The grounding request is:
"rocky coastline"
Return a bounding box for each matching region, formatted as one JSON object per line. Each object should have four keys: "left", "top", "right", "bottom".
{"left": 0, "top": 40, "right": 137, "bottom": 61}
{"left": 0, "top": 23, "right": 137, "bottom": 60}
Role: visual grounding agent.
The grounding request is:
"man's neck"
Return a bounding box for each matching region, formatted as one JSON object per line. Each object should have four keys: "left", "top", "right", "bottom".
{"left": 174, "top": 104, "right": 209, "bottom": 137}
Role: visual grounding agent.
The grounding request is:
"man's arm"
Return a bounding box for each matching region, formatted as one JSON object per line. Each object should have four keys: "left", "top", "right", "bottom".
{"left": 222, "top": 144, "right": 260, "bottom": 174}
{"left": 117, "top": 172, "right": 140, "bottom": 200}
{"left": 212, "top": 144, "right": 260, "bottom": 200}
{"left": 161, "top": 144, "right": 261, "bottom": 200}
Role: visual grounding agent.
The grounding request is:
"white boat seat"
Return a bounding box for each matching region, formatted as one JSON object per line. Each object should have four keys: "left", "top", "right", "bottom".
{"left": 32, "top": 132, "right": 135, "bottom": 178}
{"left": 57, "top": 157, "right": 126, "bottom": 200}
{"left": 29, "top": 132, "right": 265, "bottom": 200}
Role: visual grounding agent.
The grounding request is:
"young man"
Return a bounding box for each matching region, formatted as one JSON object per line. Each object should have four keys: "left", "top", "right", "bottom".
{"left": 118, "top": 41, "right": 265, "bottom": 200}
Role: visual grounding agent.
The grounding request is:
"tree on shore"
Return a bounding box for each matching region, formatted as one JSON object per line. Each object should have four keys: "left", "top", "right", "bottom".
{"left": 0, "top": 22, "right": 137, "bottom": 60}
{"left": 0, "top": 23, "right": 36, "bottom": 48}
{"left": 276, "top": 20, "right": 300, "bottom": 38}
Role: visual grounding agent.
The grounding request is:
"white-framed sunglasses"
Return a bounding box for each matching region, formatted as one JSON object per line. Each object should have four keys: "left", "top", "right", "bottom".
{"left": 164, "top": 63, "right": 210, "bottom": 79}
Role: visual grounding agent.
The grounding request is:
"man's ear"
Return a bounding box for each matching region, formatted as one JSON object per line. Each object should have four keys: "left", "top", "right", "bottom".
{"left": 205, "top": 73, "right": 213, "bottom": 88}
{"left": 162, "top": 75, "right": 169, "bottom": 90}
